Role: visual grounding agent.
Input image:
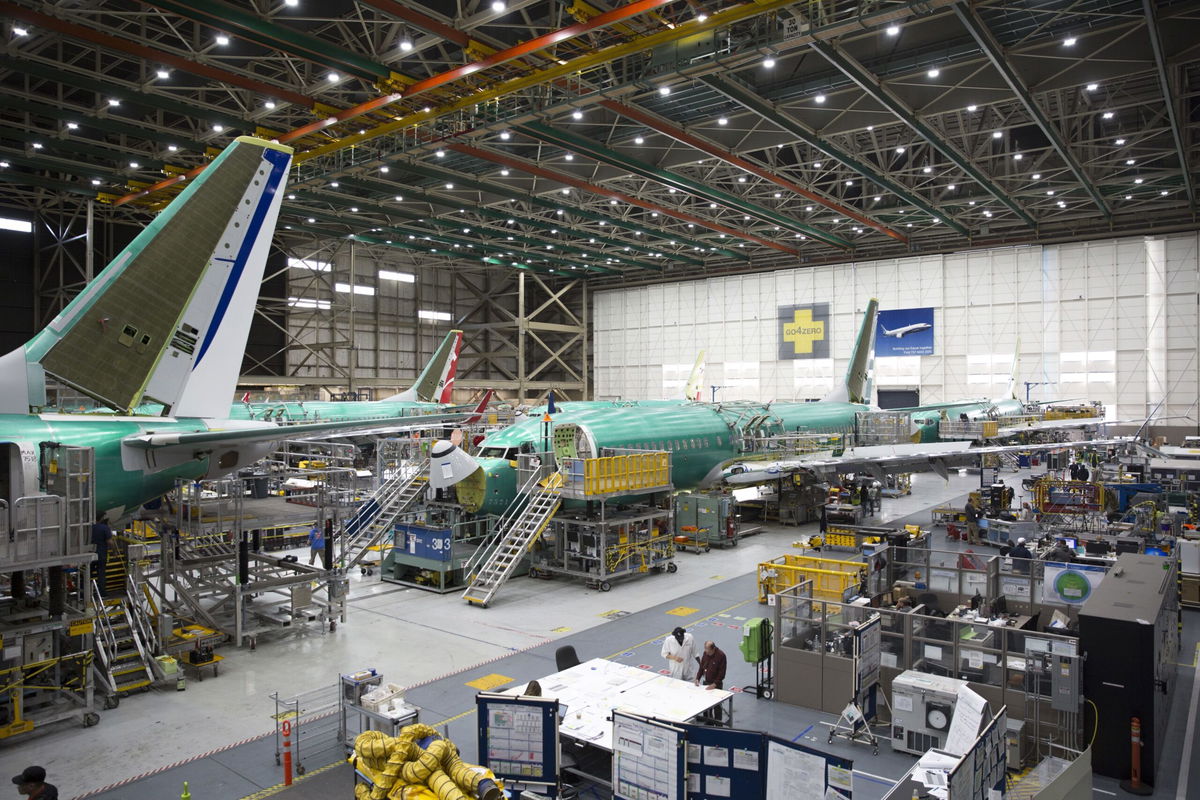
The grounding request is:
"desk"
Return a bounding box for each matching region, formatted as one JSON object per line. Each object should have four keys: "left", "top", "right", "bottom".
{"left": 181, "top": 653, "right": 223, "bottom": 681}
{"left": 505, "top": 658, "right": 732, "bottom": 752}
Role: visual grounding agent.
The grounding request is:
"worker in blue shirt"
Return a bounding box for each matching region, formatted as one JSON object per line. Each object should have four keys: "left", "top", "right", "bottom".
{"left": 308, "top": 525, "right": 325, "bottom": 567}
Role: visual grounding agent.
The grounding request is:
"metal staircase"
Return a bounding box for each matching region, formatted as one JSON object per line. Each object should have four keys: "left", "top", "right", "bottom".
{"left": 341, "top": 459, "right": 429, "bottom": 570}
{"left": 462, "top": 473, "right": 563, "bottom": 608}
{"left": 92, "top": 582, "right": 157, "bottom": 699}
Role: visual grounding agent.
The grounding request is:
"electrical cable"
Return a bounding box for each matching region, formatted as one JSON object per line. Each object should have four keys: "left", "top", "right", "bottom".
{"left": 1085, "top": 698, "right": 1099, "bottom": 748}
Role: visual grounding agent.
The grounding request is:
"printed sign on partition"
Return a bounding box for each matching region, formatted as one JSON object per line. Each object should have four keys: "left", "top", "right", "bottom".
{"left": 875, "top": 307, "right": 934, "bottom": 357}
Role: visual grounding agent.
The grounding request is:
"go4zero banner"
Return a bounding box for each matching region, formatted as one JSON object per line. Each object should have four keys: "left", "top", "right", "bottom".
{"left": 778, "top": 303, "right": 830, "bottom": 360}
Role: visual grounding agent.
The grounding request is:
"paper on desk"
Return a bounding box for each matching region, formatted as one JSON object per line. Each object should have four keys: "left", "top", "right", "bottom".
{"left": 917, "top": 750, "right": 960, "bottom": 772}
{"left": 706, "top": 775, "right": 731, "bottom": 797}
{"left": 703, "top": 746, "right": 729, "bottom": 767}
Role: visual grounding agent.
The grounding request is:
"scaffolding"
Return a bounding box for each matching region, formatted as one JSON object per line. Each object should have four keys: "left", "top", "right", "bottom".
{"left": 1, "top": 445, "right": 99, "bottom": 739}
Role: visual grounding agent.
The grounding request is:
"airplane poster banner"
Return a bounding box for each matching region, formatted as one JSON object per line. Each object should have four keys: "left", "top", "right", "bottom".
{"left": 875, "top": 307, "right": 934, "bottom": 357}
{"left": 778, "top": 302, "right": 831, "bottom": 360}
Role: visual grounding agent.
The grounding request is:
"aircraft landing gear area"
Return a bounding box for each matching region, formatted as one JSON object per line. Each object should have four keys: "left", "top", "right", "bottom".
{"left": 529, "top": 507, "right": 676, "bottom": 591}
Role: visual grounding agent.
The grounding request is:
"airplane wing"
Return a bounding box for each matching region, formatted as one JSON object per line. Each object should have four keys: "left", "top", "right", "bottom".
{"left": 719, "top": 438, "right": 1135, "bottom": 485}
{"left": 123, "top": 412, "right": 473, "bottom": 450}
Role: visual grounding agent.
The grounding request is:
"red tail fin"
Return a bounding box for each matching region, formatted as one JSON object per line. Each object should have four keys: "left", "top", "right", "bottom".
{"left": 438, "top": 331, "right": 463, "bottom": 404}
{"left": 464, "top": 389, "right": 494, "bottom": 424}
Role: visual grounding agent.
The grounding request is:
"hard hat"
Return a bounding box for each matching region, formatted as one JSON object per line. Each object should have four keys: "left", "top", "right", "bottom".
{"left": 1017, "top": 537, "right": 1026, "bottom": 544}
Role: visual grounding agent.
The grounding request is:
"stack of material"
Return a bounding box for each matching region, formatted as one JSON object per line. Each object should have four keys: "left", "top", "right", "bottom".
{"left": 352, "top": 723, "right": 503, "bottom": 800}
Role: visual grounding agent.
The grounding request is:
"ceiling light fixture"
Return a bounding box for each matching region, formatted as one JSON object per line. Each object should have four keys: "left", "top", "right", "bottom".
{"left": 571, "top": 110, "right": 583, "bottom": 120}
{"left": 886, "top": 25, "right": 900, "bottom": 36}
{"left": 814, "top": 94, "right": 826, "bottom": 104}
{"left": 1102, "top": 111, "right": 1114, "bottom": 119}
{"left": 156, "top": 69, "right": 169, "bottom": 80}
{"left": 718, "top": 117, "right": 728, "bottom": 125}
{"left": 763, "top": 55, "right": 776, "bottom": 68}
{"left": 927, "top": 68, "right": 940, "bottom": 78}
{"left": 216, "top": 35, "right": 230, "bottom": 46}
{"left": 967, "top": 104, "right": 978, "bottom": 112}
{"left": 1063, "top": 37, "right": 1077, "bottom": 46}
{"left": 658, "top": 86, "right": 671, "bottom": 96}
{"left": 992, "top": 131, "right": 1003, "bottom": 139}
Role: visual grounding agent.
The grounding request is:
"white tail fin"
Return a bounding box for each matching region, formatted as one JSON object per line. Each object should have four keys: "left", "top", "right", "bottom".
{"left": 822, "top": 299, "right": 879, "bottom": 404}
{"left": 1005, "top": 336, "right": 1021, "bottom": 400}
{"left": 683, "top": 350, "right": 706, "bottom": 401}
{"left": 0, "top": 136, "right": 292, "bottom": 416}
{"left": 385, "top": 330, "right": 463, "bottom": 403}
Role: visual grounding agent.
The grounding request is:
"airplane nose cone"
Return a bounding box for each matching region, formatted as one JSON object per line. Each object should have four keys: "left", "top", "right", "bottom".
{"left": 428, "top": 439, "right": 482, "bottom": 490}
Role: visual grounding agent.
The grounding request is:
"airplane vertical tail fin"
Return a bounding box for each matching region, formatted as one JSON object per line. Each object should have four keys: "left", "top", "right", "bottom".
{"left": 683, "top": 350, "right": 706, "bottom": 401}
{"left": 1006, "top": 336, "right": 1022, "bottom": 400}
{"left": 822, "top": 298, "right": 878, "bottom": 404}
{"left": 0, "top": 136, "right": 293, "bottom": 416}
{"left": 386, "top": 329, "right": 463, "bottom": 403}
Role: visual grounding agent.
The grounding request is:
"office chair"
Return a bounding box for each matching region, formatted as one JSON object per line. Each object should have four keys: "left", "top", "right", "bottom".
{"left": 556, "top": 645, "right": 581, "bottom": 672}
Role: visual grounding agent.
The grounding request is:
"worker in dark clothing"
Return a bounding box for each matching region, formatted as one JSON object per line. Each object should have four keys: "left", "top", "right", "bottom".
{"left": 1009, "top": 537, "right": 1034, "bottom": 574}
{"left": 695, "top": 640, "right": 728, "bottom": 723}
{"left": 1043, "top": 539, "right": 1076, "bottom": 563}
{"left": 695, "top": 641, "right": 727, "bottom": 690}
{"left": 90, "top": 516, "right": 114, "bottom": 597}
{"left": 859, "top": 484, "right": 871, "bottom": 517}
{"left": 818, "top": 503, "right": 827, "bottom": 535}
{"left": 12, "top": 766, "right": 58, "bottom": 800}
{"left": 1077, "top": 462, "right": 1089, "bottom": 482}
{"left": 964, "top": 499, "right": 981, "bottom": 545}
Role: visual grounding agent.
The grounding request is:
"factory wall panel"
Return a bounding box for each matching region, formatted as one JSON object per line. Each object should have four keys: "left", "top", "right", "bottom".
{"left": 592, "top": 234, "right": 1198, "bottom": 421}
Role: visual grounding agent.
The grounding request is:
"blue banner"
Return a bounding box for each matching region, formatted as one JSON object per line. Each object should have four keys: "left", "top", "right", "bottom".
{"left": 875, "top": 307, "right": 934, "bottom": 357}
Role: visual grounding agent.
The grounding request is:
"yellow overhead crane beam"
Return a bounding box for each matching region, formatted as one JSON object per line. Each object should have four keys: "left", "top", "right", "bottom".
{"left": 293, "top": 0, "right": 865, "bottom": 165}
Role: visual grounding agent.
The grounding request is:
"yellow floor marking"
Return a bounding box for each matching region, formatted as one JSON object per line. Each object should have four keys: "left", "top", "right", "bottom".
{"left": 1176, "top": 642, "right": 1200, "bottom": 667}
{"left": 600, "top": 609, "right": 628, "bottom": 619}
{"left": 666, "top": 606, "right": 698, "bottom": 616}
{"left": 465, "top": 673, "right": 513, "bottom": 691}
{"left": 551, "top": 626, "right": 571, "bottom": 633}
{"left": 238, "top": 759, "right": 344, "bottom": 800}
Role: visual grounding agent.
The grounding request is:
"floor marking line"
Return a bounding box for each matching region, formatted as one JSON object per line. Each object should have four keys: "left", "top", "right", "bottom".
{"left": 237, "top": 759, "right": 344, "bottom": 800}
{"left": 603, "top": 599, "right": 755, "bottom": 660}
{"left": 793, "top": 724, "right": 814, "bottom": 742}
{"left": 1093, "top": 789, "right": 1117, "bottom": 796}
{"left": 1177, "top": 642, "right": 1200, "bottom": 800}
{"left": 852, "top": 769, "right": 896, "bottom": 786}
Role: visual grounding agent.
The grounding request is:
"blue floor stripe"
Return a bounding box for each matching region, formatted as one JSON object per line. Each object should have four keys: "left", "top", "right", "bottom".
{"left": 793, "top": 724, "right": 814, "bottom": 742}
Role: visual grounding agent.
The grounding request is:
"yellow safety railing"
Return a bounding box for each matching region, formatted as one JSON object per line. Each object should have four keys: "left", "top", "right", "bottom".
{"left": 757, "top": 554, "right": 865, "bottom": 603}
{"left": 576, "top": 453, "right": 669, "bottom": 496}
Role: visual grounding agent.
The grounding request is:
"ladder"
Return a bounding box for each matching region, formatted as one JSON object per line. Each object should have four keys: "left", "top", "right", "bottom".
{"left": 463, "top": 473, "right": 563, "bottom": 608}
{"left": 341, "top": 459, "right": 429, "bottom": 570}
{"left": 92, "top": 583, "right": 156, "bottom": 697}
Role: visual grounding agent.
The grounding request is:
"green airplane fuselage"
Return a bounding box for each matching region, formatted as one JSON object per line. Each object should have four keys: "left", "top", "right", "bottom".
{"left": 462, "top": 400, "right": 865, "bottom": 515}
{"left": 227, "top": 400, "right": 446, "bottom": 423}
{"left": 1, "top": 414, "right": 274, "bottom": 519}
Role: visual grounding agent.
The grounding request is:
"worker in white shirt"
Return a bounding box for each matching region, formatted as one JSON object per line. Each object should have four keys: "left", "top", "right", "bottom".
{"left": 661, "top": 626, "right": 696, "bottom": 681}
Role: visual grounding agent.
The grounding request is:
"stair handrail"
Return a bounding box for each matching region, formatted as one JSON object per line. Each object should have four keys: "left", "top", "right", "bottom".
{"left": 125, "top": 574, "right": 161, "bottom": 656}
{"left": 90, "top": 580, "right": 117, "bottom": 668}
{"left": 343, "top": 458, "right": 428, "bottom": 548}
{"left": 460, "top": 464, "right": 555, "bottom": 581}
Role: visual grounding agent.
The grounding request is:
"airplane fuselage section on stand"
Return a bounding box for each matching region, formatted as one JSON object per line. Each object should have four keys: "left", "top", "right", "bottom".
{"left": 1, "top": 414, "right": 276, "bottom": 520}
{"left": 463, "top": 400, "right": 867, "bottom": 515}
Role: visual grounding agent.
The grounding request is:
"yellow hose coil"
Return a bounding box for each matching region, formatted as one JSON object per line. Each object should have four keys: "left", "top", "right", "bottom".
{"left": 353, "top": 725, "right": 501, "bottom": 800}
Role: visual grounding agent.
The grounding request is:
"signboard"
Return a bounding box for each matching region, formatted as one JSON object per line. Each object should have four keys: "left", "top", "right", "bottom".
{"left": 1042, "top": 562, "right": 1106, "bottom": 605}
{"left": 876, "top": 307, "right": 934, "bottom": 357}
{"left": 476, "top": 693, "right": 559, "bottom": 789}
{"left": 854, "top": 615, "right": 882, "bottom": 695}
{"left": 396, "top": 523, "right": 452, "bottom": 562}
{"left": 613, "top": 711, "right": 685, "bottom": 800}
{"left": 778, "top": 303, "right": 831, "bottom": 360}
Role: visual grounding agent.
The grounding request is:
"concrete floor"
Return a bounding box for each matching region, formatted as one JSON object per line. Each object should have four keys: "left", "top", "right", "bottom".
{"left": 2, "top": 467, "right": 1197, "bottom": 800}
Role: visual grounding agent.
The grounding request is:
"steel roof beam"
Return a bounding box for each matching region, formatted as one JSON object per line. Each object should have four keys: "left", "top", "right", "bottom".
{"left": 141, "top": 0, "right": 391, "bottom": 82}
{"left": 952, "top": 2, "right": 1109, "bottom": 220}
{"left": 336, "top": 176, "right": 676, "bottom": 269}
{"left": 1141, "top": 0, "right": 1195, "bottom": 209}
{"left": 293, "top": 190, "right": 658, "bottom": 272}
{"left": 449, "top": 142, "right": 803, "bottom": 257}
{"left": 809, "top": 39, "right": 1037, "bottom": 229}
{"left": 699, "top": 75, "right": 970, "bottom": 237}
{"left": 0, "top": 55, "right": 251, "bottom": 134}
{"left": 596, "top": 98, "right": 908, "bottom": 244}
{"left": 0, "top": 2, "right": 314, "bottom": 108}
{"left": 358, "top": 0, "right": 470, "bottom": 47}
{"left": 516, "top": 121, "right": 850, "bottom": 250}
{"left": 384, "top": 160, "right": 717, "bottom": 264}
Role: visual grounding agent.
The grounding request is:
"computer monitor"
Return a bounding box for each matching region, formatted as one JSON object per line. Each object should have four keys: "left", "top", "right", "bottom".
{"left": 1085, "top": 539, "right": 1111, "bottom": 556}
{"left": 1115, "top": 538, "right": 1140, "bottom": 555}
{"left": 1062, "top": 537, "right": 1077, "bottom": 551}
{"left": 992, "top": 594, "right": 1008, "bottom": 615}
